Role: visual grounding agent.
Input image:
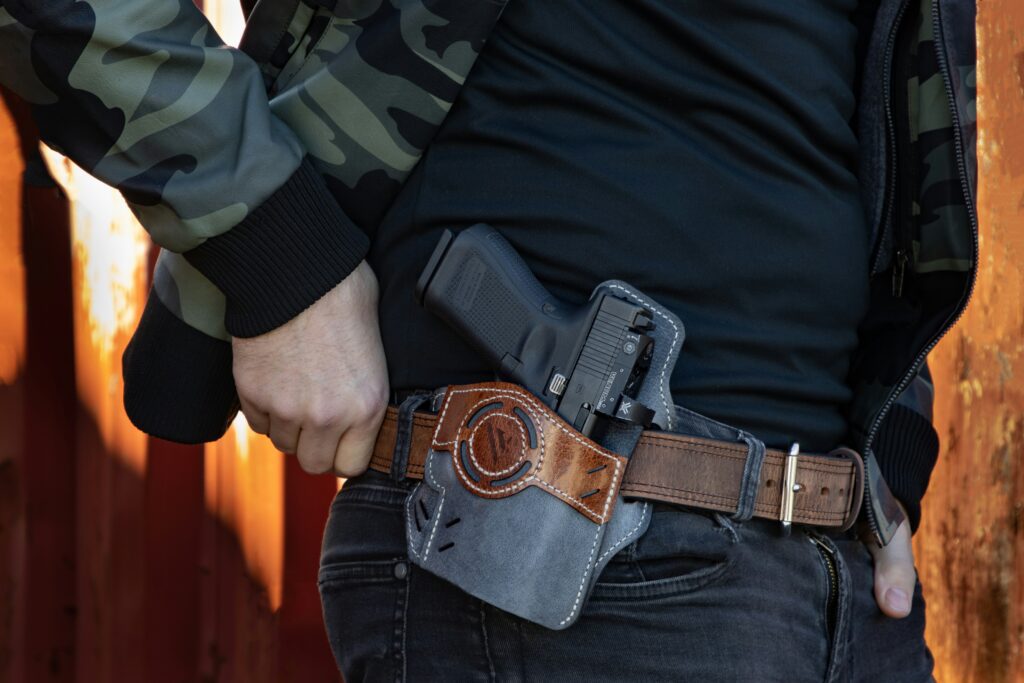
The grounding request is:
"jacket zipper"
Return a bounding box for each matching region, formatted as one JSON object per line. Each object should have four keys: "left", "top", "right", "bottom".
{"left": 858, "top": 0, "right": 914, "bottom": 543}
{"left": 871, "top": 0, "right": 911, "bottom": 279}
{"left": 863, "top": 0, "right": 980, "bottom": 458}
{"left": 890, "top": 15, "right": 915, "bottom": 299}
{"left": 809, "top": 535, "right": 840, "bottom": 638}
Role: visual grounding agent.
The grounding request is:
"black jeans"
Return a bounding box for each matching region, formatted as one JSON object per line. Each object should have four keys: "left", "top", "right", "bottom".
{"left": 319, "top": 405, "right": 933, "bottom": 682}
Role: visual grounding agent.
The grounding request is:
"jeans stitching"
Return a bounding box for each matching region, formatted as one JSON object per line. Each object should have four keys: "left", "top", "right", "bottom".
{"left": 392, "top": 570, "right": 401, "bottom": 683}
{"left": 480, "top": 603, "right": 497, "bottom": 682}
{"left": 713, "top": 513, "right": 741, "bottom": 543}
{"left": 808, "top": 532, "right": 849, "bottom": 683}
{"left": 400, "top": 566, "right": 410, "bottom": 683}
{"left": 589, "top": 555, "right": 734, "bottom": 600}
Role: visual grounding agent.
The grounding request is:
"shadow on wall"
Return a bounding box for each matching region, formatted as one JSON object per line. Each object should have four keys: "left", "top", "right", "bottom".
{"left": 0, "top": 92, "right": 341, "bottom": 683}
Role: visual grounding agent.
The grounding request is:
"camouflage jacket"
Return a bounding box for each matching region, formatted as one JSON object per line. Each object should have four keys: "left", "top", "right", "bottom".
{"left": 0, "top": 0, "right": 976, "bottom": 543}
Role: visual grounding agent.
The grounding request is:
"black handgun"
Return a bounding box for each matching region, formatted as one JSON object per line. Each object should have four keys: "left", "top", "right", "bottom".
{"left": 415, "top": 224, "right": 656, "bottom": 437}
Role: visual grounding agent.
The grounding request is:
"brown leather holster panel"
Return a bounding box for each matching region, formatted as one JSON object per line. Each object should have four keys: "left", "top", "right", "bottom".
{"left": 428, "top": 383, "right": 628, "bottom": 524}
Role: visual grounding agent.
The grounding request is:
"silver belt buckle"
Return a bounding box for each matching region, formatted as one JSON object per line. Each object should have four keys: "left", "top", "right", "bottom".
{"left": 779, "top": 443, "right": 801, "bottom": 536}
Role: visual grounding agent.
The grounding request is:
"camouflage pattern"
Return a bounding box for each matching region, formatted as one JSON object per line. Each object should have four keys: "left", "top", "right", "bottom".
{"left": 163, "top": 0, "right": 507, "bottom": 339}
{"left": 0, "top": 0, "right": 507, "bottom": 340}
{"left": 2, "top": 0, "right": 303, "bottom": 339}
{"left": 0, "top": 0, "right": 306, "bottom": 253}
{"left": 848, "top": 0, "right": 977, "bottom": 450}
{"left": 0, "top": 0, "right": 978, "bottom": 541}
{"left": 908, "top": 0, "right": 975, "bottom": 276}
{"left": 846, "top": 0, "right": 977, "bottom": 542}
{"left": 153, "top": 250, "right": 229, "bottom": 341}
{"left": 261, "top": 0, "right": 508, "bottom": 230}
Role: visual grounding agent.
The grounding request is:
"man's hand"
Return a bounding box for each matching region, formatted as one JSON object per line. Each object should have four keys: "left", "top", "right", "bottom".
{"left": 231, "top": 261, "right": 389, "bottom": 477}
{"left": 867, "top": 502, "right": 917, "bottom": 619}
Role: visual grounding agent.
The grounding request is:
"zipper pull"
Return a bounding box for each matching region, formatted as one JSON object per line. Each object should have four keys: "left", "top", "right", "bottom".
{"left": 892, "top": 249, "right": 909, "bottom": 297}
{"left": 808, "top": 534, "right": 836, "bottom": 555}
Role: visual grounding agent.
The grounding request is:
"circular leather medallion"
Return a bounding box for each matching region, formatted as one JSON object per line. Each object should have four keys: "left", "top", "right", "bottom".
{"left": 468, "top": 413, "right": 527, "bottom": 477}
{"left": 452, "top": 398, "right": 537, "bottom": 494}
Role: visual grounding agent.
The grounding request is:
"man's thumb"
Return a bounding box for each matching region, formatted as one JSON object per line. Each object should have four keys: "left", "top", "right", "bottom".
{"left": 869, "top": 525, "right": 916, "bottom": 619}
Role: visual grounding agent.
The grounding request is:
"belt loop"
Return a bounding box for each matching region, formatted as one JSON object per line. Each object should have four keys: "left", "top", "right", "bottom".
{"left": 390, "top": 391, "right": 431, "bottom": 483}
{"left": 731, "top": 432, "right": 766, "bottom": 522}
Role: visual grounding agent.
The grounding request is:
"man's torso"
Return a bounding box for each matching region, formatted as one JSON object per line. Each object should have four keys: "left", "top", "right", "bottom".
{"left": 370, "top": 0, "right": 871, "bottom": 452}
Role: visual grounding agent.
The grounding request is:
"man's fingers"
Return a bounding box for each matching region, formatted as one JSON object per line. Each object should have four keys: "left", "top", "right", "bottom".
{"left": 268, "top": 417, "right": 302, "bottom": 455}
{"left": 295, "top": 426, "right": 344, "bottom": 475}
{"left": 230, "top": 260, "right": 389, "bottom": 478}
{"left": 867, "top": 519, "right": 916, "bottom": 619}
{"left": 333, "top": 415, "right": 385, "bottom": 479}
{"left": 239, "top": 396, "right": 270, "bottom": 435}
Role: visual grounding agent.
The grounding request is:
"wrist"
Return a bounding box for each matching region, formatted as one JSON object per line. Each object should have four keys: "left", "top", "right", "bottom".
{"left": 185, "top": 159, "right": 369, "bottom": 338}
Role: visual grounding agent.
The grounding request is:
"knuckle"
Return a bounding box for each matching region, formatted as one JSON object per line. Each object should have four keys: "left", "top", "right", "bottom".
{"left": 233, "top": 375, "right": 264, "bottom": 402}
{"left": 297, "top": 452, "right": 333, "bottom": 475}
{"left": 306, "top": 404, "right": 342, "bottom": 430}
{"left": 270, "top": 438, "right": 294, "bottom": 454}
{"left": 351, "top": 388, "right": 388, "bottom": 425}
{"left": 333, "top": 460, "right": 369, "bottom": 479}
{"left": 269, "top": 403, "right": 300, "bottom": 425}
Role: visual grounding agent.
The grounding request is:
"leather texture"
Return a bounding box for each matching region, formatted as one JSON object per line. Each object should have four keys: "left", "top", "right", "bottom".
{"left": 371, "top": 384, "right": 866, "bottom": 531}
{"left": 430, "top": 384, "right": 629, "bottom": 524}
{"left": 402, "top": 382, "right": 651, "bottom": 629}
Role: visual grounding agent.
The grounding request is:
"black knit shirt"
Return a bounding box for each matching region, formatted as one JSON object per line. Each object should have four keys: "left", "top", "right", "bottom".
{"left": 369, "top": 0, "right": 871, "bottom": 452}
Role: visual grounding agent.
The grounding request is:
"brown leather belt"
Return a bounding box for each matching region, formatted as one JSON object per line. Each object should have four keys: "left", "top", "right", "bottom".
{"left": 369, "top": 387, "right": 865, "bottom": 531}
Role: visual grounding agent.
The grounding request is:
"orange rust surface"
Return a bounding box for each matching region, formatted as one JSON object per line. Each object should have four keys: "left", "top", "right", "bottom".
{"left": 0, "top": 90, "right": 25, "bottom": 683}
{"left": 914, "top": 1, "right": 1024, "bottom": 681}
{"left": 0, "top": 2, "right": 1020, "bottom": 681}
{"left": 0, "top": 97, "right": 25, "bottom": 384}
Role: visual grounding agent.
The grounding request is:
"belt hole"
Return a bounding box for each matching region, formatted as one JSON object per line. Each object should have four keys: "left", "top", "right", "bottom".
{"left": 766, "top": 479, "right": 775, "bottom": 488}
{"left": 820, "top": 486, "right": 830, "bottom": 496}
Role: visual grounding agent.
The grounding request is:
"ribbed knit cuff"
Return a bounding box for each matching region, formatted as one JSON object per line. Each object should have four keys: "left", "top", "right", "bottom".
{"left": 184, "top": 159, "right": 370, "bottom": 337}
{"left": 872, "top": 403, "right": 940, "bottom": 533}
{"left": 122, "top": 291, "right": 239, "bottom": 444}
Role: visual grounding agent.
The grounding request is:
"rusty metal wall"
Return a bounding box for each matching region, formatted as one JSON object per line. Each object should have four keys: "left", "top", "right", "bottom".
{"left": 913, "top": 0, "right": 1024, "bottom": 680}
{"left": 0, "top": 1, "right": 1021, "bottom": 682}
{"left": 0, "top": 95, "right": 342, "bottom": 681}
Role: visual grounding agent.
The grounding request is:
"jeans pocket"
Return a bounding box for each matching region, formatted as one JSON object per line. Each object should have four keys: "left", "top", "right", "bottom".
{"left": 589, "top": 504, "right": 739, "bottom": 601}
{"left": 319, "top": 559, "right": 408, "bottom": 683}
{"left": 319, "top": 471, "right": 411, "bottom": 682}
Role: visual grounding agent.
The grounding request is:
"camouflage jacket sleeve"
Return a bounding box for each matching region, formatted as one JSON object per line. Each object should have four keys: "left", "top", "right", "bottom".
{"left": 872, "top": 360, "right": 940, "bottom": 533}
{"left": 0, "top": 0, "right": 368, "bottom": 337}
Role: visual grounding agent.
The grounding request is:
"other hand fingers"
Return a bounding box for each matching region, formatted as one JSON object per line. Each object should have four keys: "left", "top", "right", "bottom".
{"left": 867, "top": 519, "right": 917, "bottom": 619}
